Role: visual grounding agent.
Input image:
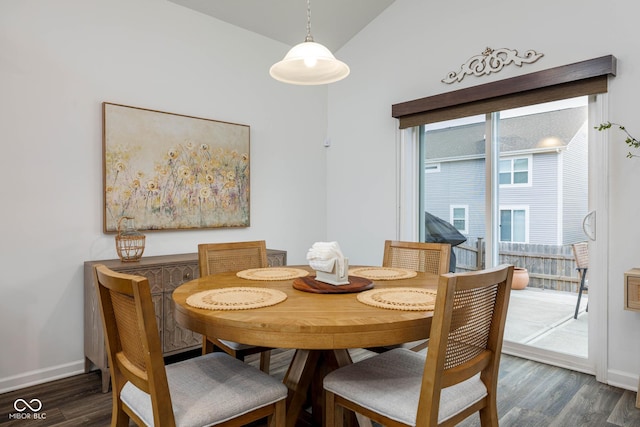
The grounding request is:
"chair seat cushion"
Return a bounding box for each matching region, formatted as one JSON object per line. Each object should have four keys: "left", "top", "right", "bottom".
{"left": 324, "top": 348, "right": 487, "bottom": 425}
{"left": 219, "top": 339, "right": 259, "bottom": 351}
{"left": 371, "top": 338, "right": 428, "bottom": 353}
{"left": 121, "top": 352, "right": 287, "bottom": 427}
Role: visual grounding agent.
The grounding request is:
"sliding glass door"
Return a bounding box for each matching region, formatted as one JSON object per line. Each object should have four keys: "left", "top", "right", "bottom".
{"left": 419, "top": 96, "right": 592, "bottom": 369}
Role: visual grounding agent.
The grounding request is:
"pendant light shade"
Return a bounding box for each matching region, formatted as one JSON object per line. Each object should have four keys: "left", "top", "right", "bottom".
{"left": 270, "top": 0, "right": 350, "bottom": 85}
{"left": 270, "top": 41, "right": 350, "bottom": 85}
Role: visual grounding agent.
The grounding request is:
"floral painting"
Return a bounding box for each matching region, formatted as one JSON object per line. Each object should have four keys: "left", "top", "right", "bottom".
{"left": 103, "top": 103, "right": 250, "bottom": 232}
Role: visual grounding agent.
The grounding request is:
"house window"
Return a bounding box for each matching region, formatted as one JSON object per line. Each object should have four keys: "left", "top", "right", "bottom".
{"left": 500, "top": 206, "right": 528, "bottom": 243}
{"left": 450, "top": 205, "right": 468, "bottom": 234}
{"left": 499, "top": 156, "right": 531, "bottom": 186}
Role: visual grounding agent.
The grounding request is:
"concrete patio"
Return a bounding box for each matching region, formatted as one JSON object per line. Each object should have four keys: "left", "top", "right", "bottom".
{"left": 504, "top": 287, "right": 588, "bottom": 358}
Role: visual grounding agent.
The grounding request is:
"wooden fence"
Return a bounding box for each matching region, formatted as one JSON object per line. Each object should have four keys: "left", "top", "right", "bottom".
{"left": 454, "top": 238, "right": 581, "bottom": 293}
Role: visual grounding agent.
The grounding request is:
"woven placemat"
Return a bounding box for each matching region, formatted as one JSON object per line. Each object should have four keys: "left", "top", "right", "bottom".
{"left": 186, "top": 287, "right": 287, "bottom": 310}
{"left": 236, "top": 267, "right": 309, "bottom": 281}
{"left": 357, "top": 287, "right": 438, "bottom": 311}
{"left": 349, "top": 267, "right": 418, "bottom": 281}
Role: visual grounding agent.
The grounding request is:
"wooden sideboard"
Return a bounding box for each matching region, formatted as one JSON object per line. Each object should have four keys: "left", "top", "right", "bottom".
{"left": 624, "top": 269, "right": 640, "bottom": 312}
{"left": 623, "top": 268, "right": 640, "bottom": 408}
{"left": 84, "top": 250, "right": 287, "bottom": 393}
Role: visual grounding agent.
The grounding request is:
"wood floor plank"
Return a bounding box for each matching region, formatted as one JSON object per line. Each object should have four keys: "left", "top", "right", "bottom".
{"left": 513, "top": 362, "right": 591, "bottom": 417}
{"left": 491, "top": 406, "right": 555, "bottom": 427}
{"left": 1, "top": 352, "right": 639, "bottom": 427}
{"left": 607, "top": 389, "right": 640, "bottom": 427}
{"left": 549, "top": 379, "right": 624, "bottom": 427}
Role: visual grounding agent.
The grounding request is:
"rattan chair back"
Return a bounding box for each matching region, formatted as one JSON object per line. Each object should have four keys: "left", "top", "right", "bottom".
{"left": 383, "top": 240, "right": 451, "bottom": 275}
{"left": 94, "top": 264, "right": 287, "bottom": 427}
{"left": 571, "top": 241, "right": 589, "bottom": 319}
{"left": 198, "top": 240, "right": 268, "bottom": 276}
{"left": 94, "top": 264, "right": 175, "bottom": 424}
{"left": 197, "top": 240, "right": 272, "bottom": 371}
{"left": 417, "top": 264, "right": 514, "bottom": 426}
{"left": 572, "top": 242, "right": 589, "bottom": 270}
{"left": 324, "top": 265, "right": 513, "bottom": 427}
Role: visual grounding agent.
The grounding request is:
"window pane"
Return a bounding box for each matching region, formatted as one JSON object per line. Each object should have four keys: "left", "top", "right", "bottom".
{"left": 500, "top": 210, "right": 511, "bottom": 241}
{"left": 451, "top": 207, "right": 466, "bottom": 232}
{"left": 514, "top": 158, "right": 528, "bottom": 171}
{"left": 513, "top": 210, "right": 526, "bottom": 242}
{"left": 514, "top": 171, "right": 528, "bottom": 184}
{"left": 499, "top": 160, "right": 511, "bottom": 184}
{"left": 421, "top": 115, "right": 485, "bottom": 261}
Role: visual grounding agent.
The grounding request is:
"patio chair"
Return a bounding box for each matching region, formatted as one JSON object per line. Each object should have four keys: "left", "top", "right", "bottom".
{"left": 93, "top": 264, "right": 287, "bottom": 427}
{"left": 324, "top": 264, "right": 514, "bottom": 427}
{"left": 198, "top": 241, "right": 273, "bottom": 372}
{"left": 572, "top": 242, "right": 589, "bottom": 319}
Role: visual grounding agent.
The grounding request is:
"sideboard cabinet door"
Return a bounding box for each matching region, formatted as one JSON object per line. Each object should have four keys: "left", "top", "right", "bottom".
{"left": 162, "top": 262, "right": 202, "bottom": 354}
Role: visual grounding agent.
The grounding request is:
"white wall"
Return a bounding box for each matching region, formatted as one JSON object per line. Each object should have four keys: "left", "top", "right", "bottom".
{"left": 328, "top": 0, "right": 640, "bottom": 390}
{"left": 0, "top": 0, "right": 329, "bottom": 391}
{"left": 2, "top": 0, "right": 639, "bottom": 395}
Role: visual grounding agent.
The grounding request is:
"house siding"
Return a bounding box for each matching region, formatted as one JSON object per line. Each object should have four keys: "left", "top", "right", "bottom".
{"left": 424, "top": 158, "right": 486, "bottom": 239}
{"left": 501, "top": 152, "right": 560, "bottom": 244}
{"left": 562, "top": 123, "right": 589, "bottom": 244}
{"left": 425, "top": 152, "right": 566, "bottom": 245}
{"left": 422, "top": 107, "right": 588, "bottom": 246}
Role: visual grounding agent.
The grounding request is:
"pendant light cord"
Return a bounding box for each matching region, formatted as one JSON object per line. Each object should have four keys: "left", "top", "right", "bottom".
{"left": 304, "top": 0, "right": 314, "bottom": 42}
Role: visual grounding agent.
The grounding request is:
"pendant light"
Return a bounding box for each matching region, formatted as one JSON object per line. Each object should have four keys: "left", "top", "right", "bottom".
{"left": 269, "top": 0, "right": 350, "bottom": 85}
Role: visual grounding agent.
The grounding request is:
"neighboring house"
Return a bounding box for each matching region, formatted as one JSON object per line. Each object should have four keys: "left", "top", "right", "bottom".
{"left": 423, "top": 106, "right": 588, "bottom": 245}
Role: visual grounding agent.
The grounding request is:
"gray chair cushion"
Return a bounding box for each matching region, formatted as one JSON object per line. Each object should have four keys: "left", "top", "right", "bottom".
{"left": 219, "top": 339, "right": 258, "bottom": 351}
{"left": 121, "top": 352, "right": 287, "bottom": 427}
{"left": 324, "top": 348, "right": 487, "bottom": 425}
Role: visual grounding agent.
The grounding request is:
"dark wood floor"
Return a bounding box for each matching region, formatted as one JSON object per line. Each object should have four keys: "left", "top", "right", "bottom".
{"left": 1, "top": 349, "right": 639, "bottom": 426}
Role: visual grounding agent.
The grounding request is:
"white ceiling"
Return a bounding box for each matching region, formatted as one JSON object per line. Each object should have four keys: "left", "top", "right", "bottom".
{"left": 167, "top": 0, "right": 396, "bottom": 52}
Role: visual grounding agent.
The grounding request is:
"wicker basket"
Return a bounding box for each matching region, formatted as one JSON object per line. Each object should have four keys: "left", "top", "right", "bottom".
{"left": 115, "top": 216, "right": 145, "bottom": 262}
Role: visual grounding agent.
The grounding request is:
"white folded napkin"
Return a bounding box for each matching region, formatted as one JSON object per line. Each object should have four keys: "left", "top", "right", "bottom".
{"left": 306, "top": 241, "right": 345, "bottom": 276}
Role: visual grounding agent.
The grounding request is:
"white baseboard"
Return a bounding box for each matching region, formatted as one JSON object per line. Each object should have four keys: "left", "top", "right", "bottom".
{"left": 607, "top": 369, "right": 640, "bottom": 393}
{"left": 502, "top": 342, "right": 595, "bottom": 376}
{"left": 0, "top": 360, "right": 86, "bottom": 394}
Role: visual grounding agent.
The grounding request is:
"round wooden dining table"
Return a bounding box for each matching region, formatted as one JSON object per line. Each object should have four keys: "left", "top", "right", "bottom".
{"left": 172, "top": 266, "right": 439, "bottom": 427}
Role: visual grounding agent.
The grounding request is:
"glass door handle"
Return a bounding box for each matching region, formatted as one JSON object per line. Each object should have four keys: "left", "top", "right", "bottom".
{"left": 582, "top": 210, "right": 596, "bottom": 241}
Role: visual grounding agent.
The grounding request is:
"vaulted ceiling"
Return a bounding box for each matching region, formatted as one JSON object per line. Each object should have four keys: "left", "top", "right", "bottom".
{"left": 167, "top": 0, "right": 396, "bottom": 52}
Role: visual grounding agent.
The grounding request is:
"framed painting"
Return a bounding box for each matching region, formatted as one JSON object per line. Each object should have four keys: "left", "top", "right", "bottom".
{"left": 102, "top": 102, "right": 250, "bottom": 232}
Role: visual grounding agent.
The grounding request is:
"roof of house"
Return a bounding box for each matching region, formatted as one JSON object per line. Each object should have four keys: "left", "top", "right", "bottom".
{"left": 425, "top": 106, "right": 587, "bottom": 160}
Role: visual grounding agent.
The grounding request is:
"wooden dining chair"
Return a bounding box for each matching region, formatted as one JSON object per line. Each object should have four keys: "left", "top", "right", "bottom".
{"left": 572, "top": 241, "right": 589, "bottom": 319}
{"left": 372, "top": 240, "right": 452, "bottom": 352}
{"left": 325, "top": 264, "right": 514, "bottom": 427}
{"left": 383, "top": 240, "right": 451, "bottom": 275}
{"left": 94, "top": 264, "right": 287, "bottom": 427}
{"left": 198, "top": 240, "right": 273, "bottom": 372}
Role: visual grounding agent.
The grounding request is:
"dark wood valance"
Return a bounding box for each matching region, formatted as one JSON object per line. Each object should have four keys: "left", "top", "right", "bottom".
{"left": 392, "top": 55, "right": 617, "bottom": 129}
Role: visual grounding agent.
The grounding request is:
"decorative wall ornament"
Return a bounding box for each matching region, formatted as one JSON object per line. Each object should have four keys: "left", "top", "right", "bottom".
{"left": 442, "top": 47, "right": 544, "bottom": 84}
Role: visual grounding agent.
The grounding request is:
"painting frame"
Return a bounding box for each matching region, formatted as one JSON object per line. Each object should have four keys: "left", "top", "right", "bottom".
{"left": 102, "top": 102, "right": 250, "bottom": 233}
